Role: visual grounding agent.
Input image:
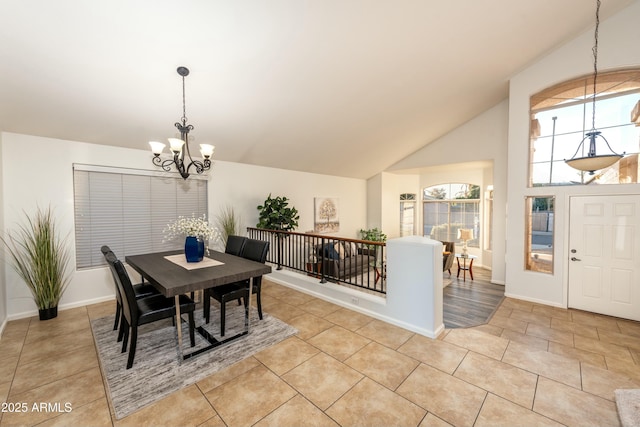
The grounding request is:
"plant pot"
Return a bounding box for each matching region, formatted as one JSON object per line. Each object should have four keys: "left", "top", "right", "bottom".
{"left": 185, "top": 236, "right": 205, "bottom": 262}
{"left": 38, "top": 306, "right": 58, "bottom": 321}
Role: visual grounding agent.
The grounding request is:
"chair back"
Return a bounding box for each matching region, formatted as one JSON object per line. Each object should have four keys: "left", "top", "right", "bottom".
{"left": 440, "top": 241, "right": 455, "bottom": 272}
{"left": 241, "top": 238, "right": 270, "bottom": 263}
{"left": 105, "top": 252, "right": 139, "bottom": 326}
{"left": 102, "top": 247, "right": 124, "bottom": 307}
{"left": 225, "top": 235, "right": 247, "bottom": 256}
{"left": 241, "top": 239, "right": 270, "bottom": 290}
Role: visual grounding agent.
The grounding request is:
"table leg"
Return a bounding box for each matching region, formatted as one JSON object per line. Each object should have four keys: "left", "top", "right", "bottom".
{"left": 245, "top": 278, "right": 252, "bottom": 333}
{"left": 468, "top": 258, "right": 474, "bottom": 280}
{"left": 174, "top": 295, "right": 183, "bottom": 363}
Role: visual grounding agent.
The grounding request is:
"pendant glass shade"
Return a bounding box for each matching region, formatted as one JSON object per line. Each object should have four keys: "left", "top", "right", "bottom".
{"left": 565, "top": 131, "right": 623, "bottom": 175}
{"left": 149, "top": 141, "right": 166, "bottom": 155}
{"left": 199, "top": 144, "right": 215, "bottom": 158}
{"left": 565, "top": 154, "right": 622, "bottom": 174}
{"left": 168, "top": 138, "right": 185, "bottom": 153}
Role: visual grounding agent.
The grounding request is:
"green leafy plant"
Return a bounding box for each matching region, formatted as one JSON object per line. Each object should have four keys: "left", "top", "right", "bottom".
{"left": 1, "top": 206, "right": 71, "bottom": 311}
{"left": 257, "top": 194, "right": 300, "bottom": 232}
{"left": 358, "top": 227, "right": 387, "bottom": 242}
{"left": 216, "top": 205, "right": 242, "bottom": 247}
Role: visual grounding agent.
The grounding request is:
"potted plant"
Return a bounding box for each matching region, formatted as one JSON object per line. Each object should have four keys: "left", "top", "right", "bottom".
{"left": 359, "top": 227, "right": 387, "bottom": 243}
{"left": 257, "top": 194, "right": 300, "bottom": 232}
{"left": 257, "top": 194, "right": 299, "bottom": 270}
{"left": 215, "top": 205, "right": 242, "bottom": 248}
{"left": 1, "top": 206, "right": 71, "bottom": 320}
{"left": 358, "top": 227, "right": 387, "bottom": 267}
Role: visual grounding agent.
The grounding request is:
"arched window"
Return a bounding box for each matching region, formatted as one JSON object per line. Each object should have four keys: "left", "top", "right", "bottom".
{"left": 423, "top": 183, "right": 480, "bottom": 247}
{"left": 529, "top": 69, "right": 640, "bottom": 186}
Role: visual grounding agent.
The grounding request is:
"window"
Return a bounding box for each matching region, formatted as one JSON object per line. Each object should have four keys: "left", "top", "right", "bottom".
{"left": 530, "top": 69, "right": 640, "bottom": 186}
{"left": 399, "top": 193, "right": 416, "bottom": 236}
{"left": 423, "top": 183, "right": 480, "bottom": 247}
{"left": 525, "top": 196, "right": 554, "bottom": 274}
{"left": 73, "top": 165, "right": 208, "bottom": 268}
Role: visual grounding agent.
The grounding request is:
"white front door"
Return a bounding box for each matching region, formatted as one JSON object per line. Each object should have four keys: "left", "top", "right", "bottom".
{"left": 568, "top": 195, "right": 640, "bottom": 321}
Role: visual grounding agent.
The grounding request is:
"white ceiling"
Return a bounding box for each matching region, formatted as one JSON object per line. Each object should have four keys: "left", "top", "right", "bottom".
{"left": 0, "top": 0, "right": 634, "bottom": 179}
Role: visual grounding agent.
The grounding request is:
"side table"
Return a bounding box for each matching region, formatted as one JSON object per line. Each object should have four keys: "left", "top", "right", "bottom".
{"left": 455, "top": 254, "right": 477, "bottom": 281}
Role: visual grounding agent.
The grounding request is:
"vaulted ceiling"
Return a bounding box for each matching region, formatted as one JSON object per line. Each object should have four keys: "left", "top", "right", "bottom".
{"left": 0, "top": 0, "right": 634, "bottom": 179}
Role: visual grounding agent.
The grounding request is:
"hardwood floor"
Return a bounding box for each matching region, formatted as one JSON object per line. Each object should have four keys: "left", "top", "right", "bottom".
{"left": 443, "top": 266, "right": 504, "bottom": 328}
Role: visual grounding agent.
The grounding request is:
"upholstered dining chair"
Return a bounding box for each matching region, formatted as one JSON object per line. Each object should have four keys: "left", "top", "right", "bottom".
{"left": 101, "top": 245, "right": 159, "bottom": 333}
{"left": 203, "top": 238, "right": 270, "bottom": 336}
{"left": 225, "top": 235, "right": 247, "bottom": 256}
{"left": 105, "top": 251, "right": 196, "bottom": 369}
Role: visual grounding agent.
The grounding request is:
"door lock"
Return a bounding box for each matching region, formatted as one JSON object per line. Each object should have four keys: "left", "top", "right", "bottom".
{"left": 571, "top": 257, "right": 581, "bottom": 261}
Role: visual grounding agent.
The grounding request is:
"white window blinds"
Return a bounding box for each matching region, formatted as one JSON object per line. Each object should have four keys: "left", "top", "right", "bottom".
{"left": 73, "top": 166, "right": 208, "bottom": 268}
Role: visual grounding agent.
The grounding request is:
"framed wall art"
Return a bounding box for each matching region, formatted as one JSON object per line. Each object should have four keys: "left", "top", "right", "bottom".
{"left": 314, "top": 197, "right": 339, "bottom": 233}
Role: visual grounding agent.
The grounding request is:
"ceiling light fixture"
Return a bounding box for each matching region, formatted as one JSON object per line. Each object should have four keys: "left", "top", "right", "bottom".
{"left": 565, "top": 0, "right": 624, "bottom": 175}
{"left": 149, "top": 66, "right": 214, "bottom": 179}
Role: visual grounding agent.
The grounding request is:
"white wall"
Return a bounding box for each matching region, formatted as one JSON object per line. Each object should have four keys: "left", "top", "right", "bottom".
{"left": 506, "top": 1, "right": 640, "bottom": 306}
{"left": 0, "top": 133, "right": 6, "bottom": 333}
{"left": 365, "top": 172, "right": 420, "bottom": 240}
{"left": 0, "top": 132, "right": 367, "bottom": 319}
{"left": 384, "top": 100, "right": 509, "bottom": 284}
{"left": 382, "top": 173, "right": 420, "bottom": 240}
{"left": 210, "top": 160, "right": 366, "bottom": 240}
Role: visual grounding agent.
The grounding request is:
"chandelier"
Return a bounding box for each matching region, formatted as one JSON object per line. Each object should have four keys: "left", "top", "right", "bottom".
{"left": 565, "top": 0, "right": 624, "bottom": 175}
{"left": 149, "top": 66, "right": 214, "bottom": 179}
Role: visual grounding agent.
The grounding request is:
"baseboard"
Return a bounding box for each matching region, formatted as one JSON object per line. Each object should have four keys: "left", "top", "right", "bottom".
{"left": 503, "top": 292, "right": 565, "bottom": 308}
{"left": 6, "top": 295, "right": 116, "bottom": 322}
{"left": 0, "top": 318, "right": 7, "bottom": 339}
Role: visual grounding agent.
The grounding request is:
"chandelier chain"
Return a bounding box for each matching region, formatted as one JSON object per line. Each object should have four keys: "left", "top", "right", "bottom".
{"left": 591, "top": 0, "right": 600, "bottom": 131}
{"left": 181, "top": 74, "right": 188, "bottom": 124}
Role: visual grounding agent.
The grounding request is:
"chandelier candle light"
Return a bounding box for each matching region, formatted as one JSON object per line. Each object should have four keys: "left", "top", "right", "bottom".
{"left": 149, "top": 66, "right": 215, "bottom": 180}
{"left": 457, "top": 228, "right": 474, "bottom": 257}
{"left": 564, "top": 0, "right": 624, "bottom": 175}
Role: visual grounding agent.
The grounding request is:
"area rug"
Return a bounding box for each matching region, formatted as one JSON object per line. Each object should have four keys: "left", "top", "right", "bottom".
{"left": 91, "top": 304, "right": 297, "bottom": 420}
{"left": 615, "top": 389, "right": 640, "bottom": 427}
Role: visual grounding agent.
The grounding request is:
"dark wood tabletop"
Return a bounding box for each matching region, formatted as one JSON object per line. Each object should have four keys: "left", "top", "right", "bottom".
{"left": 125, "top": 250, "right": 272, "bottom": 297}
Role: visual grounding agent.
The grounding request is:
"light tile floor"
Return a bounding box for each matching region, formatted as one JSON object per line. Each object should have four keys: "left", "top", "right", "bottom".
{"left": 1, "top": 279, "right": 639, "bottom": 426}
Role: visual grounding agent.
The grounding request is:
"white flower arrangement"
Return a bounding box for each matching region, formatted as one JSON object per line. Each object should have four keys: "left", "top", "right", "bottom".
{"left": 163, "top": 214, "right": 220, "bottom": 243}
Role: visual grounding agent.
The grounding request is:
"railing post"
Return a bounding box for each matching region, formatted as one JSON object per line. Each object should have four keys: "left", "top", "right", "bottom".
{"left": 276, "top": 232, "right": 283, "bottom": 270}
{"left": 319, "top": 237, "right": 327, "bottom": 284}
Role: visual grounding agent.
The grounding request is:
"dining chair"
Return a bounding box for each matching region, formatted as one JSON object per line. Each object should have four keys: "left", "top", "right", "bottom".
{"left": 203, "top": 238, "right": 270, "bottom": 336}
{"left": 225, "top": 235, "right": 247, "bottom": 256}
{"left": 101, "top": 245, "right": 159, "bottom": 333}
{"left": 105, "top": 252, "right": 196, "bottom": 369}
{"left": 188, "top": 234, "right": 248, "bottom": 302}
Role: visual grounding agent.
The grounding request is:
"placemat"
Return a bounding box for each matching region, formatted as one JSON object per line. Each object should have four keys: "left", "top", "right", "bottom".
{"left": 164, "top": 254, "right": 224, "bottom": 270}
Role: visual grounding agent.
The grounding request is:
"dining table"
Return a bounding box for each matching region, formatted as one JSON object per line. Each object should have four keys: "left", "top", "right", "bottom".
{"left": 125, "top": 249, "right": 272, "bottom": 362}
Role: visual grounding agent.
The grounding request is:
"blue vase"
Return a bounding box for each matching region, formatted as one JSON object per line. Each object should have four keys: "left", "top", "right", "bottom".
{"left": 185, "top": 236, "right": 205, "bottom": 262}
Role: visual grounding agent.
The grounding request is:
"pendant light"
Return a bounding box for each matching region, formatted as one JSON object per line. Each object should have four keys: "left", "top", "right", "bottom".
{"left": 149, "top": 67, "right": 215, "bottom": 179}
{"left": 565, "top": 0, "right": 624, "bottom": 175}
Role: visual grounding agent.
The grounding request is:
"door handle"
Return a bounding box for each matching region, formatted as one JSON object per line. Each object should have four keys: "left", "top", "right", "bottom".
{"left": 571, "top": 257, "right": 581, "bottom": 261}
